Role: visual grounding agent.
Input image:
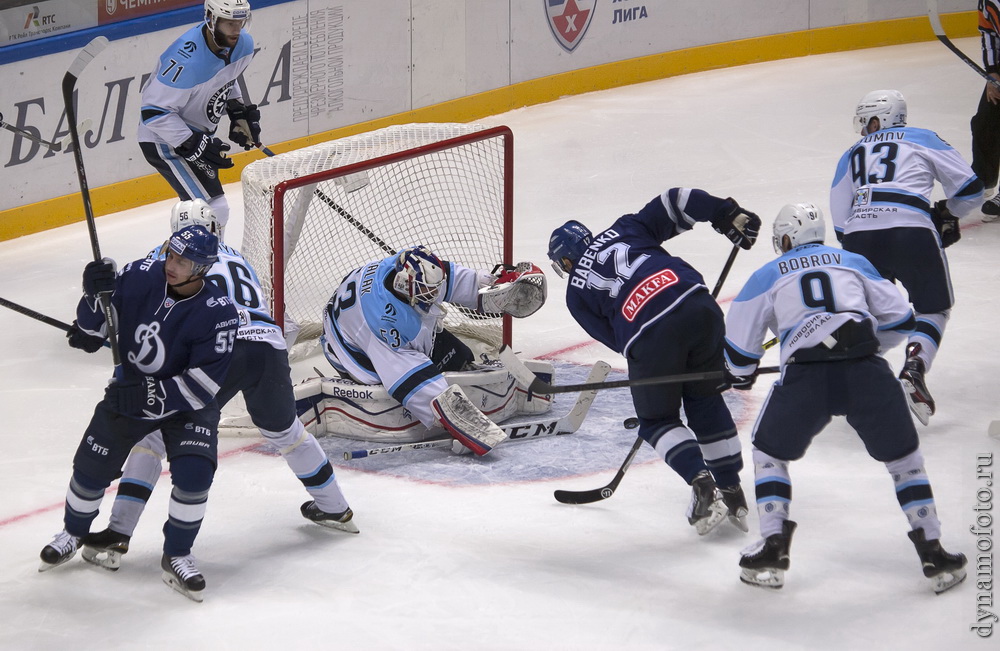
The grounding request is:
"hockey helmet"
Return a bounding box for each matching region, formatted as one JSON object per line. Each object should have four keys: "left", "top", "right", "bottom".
{"left": 773, "top": 203, "right": 825, "bottom": 253}
{"left": 170, "top": 199, "right": 219, "bottom": 236}
{"left": 547, "top": 220, "right": 593, "bottom": 277}
{"left": 854, "top": 89, "right": 907, "bottom": 134}
{"left": 393, "top": 245, "right": 447, "bottom": 310}
{"left": 168, "top": 225, "right": 219, "bottom": 278}
{"left": 205, "top": 0, "right": 252, "bottom": 33}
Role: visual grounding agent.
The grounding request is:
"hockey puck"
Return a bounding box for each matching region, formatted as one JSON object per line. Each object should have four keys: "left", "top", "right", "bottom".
{"left": 624, "top": 417, "right": 639, "bottom": 430}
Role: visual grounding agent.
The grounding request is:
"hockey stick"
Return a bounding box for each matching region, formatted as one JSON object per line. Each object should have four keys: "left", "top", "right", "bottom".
{"left": 711, "top": 244, "right": 740, "bottom": 297}
{"left": 344, "top": 360, "right": 611, "bottom": 459}
{"left": 553, "top": 418, "right": 642, "bottom": 504}
{"left": 499, "top": 345, "right": 777, "bottom": 394}
{"left": 927, "top": 0, "right": 1000, "bottom": 91}
{"left": 0, "top": 296, "right": 111, "bottom": 348}
{"left": 62, "top": 36, "right": 119, "bottom": 366}
{"left": 0, "top": 112, "right": 86, "bottom": 152}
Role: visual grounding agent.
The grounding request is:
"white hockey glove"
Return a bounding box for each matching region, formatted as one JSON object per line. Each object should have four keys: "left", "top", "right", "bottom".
{"left": 478, "top": 263, "right": 547, "bottom": 318}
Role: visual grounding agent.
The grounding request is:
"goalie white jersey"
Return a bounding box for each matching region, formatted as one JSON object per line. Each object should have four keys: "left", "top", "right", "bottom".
{"left": 137, "top": 23, "right": 254, "bottom": 148}
{"left": 724, "top": 243, "right": 915, "bottom": 371}
{"left": 321, "top": 256, "right": 491, "bottom": 429}
{"left": 830, "top": 127, "right": 982, "bottom": 238}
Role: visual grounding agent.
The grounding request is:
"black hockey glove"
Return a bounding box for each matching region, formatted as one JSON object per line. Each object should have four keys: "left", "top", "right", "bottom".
{"left": 710, "top": 198, "right": 761, "bottom": 250}
{"left": 226, "top": 99, "right": 261, "bottom": 151}
{"left": 930, "top": 200, "right": 961, "bottom": 248}
{"left": 105, "top": 376, "right": 156, "bottom": 416}
{"left": 66, "top": 320, "right": 105, "bottom": 353}
{"left": 724, "top": 366, "right": 757, "bottom": 391}
{"left": 175, "top": 132, "right": 234, "bottom": 169}
{"left": 82, "top": 258, "right": 116, "bottom": 298}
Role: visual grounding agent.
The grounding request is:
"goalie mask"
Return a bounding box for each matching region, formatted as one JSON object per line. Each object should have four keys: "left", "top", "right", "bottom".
{"left": 168, "top": 225, "right": 219, "bottom": 279}
{"left": 170, "top": 199, "right": 219, "bottom": 236}
{"left": 393, "top": 245, "right": 447, "bottom": 310}
{"left": 854, "top": 89, "right": 906, "bottom": 134}
{"left": 772, "top": 203, "right": 825, "bottom": 253}
{"left": 547, "top": 220, "right": 593, "bottom": 278}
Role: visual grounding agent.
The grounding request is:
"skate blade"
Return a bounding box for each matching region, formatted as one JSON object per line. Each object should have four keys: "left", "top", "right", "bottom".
{"left": 931, "top": 567, "right": 967, "bottom": 594}
{"left": 161, "top": 571, "right": 204, "bottom": 603}
{"left": 900, "top": 380, "right": 931, "bottom": 426}
{"left": 740, "top": 567, "right": 785, "bottom": 589}
{"left": 727, "top": 510, "right": 749, "bottom": 533}
{"left": 692, "top": 501, "right": 728, "bottom": 536}
{"left": 313, "top": 518, "right": 360, "bottom": 534}
{"left": 81, "top": 546, "right": 123, "bottom": 571}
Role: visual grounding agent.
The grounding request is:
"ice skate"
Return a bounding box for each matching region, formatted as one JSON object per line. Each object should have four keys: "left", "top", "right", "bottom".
{"left": 739, "top": 520, "right": 797, "bottom": 589}
{"left": 38, "top": 530, "right": 81, "bottom": 572}
{"left": 719, "top": 484, "right": 750, "bottom": 532}
{"left": 300, "top": 501, "right": 360, "bottom": 534}
{"left": 161, "top": 554, "right": 206, "bottom": 602}
{"left": 907, "top": 528, "right": 967, "bottom": 594}
{"left": 899, "top": 343, "right": 934, "bottom": 426}
{"left": 81, "top": 528, "right": 131, "bottom": 571}
{"left": 686, "top": 470, "right": 728, "bottom": 535}
{"left": 982, "top": 193, "right": 1000, "bottom": 223}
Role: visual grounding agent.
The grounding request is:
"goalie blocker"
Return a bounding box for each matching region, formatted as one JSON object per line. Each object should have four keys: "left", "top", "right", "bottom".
{"left": 292, "top": 360, "right": 555, "bottom": 447}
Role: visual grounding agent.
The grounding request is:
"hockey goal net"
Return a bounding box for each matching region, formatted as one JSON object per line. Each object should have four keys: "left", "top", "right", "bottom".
{"left": 240, "top": 123, "right": 514, "bottom": 352}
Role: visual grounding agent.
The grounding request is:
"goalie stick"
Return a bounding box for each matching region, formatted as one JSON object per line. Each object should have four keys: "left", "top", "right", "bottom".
{"left": 343, "top": 360, "right": 611, "bottom": 459}
{"left": 553, "top": 418, "right": 642, "bottom": 504}
{"left": 927, "top": 0, "right": 1000, "bottom": 91}
{"left": 62, "top": 36, "right": 119, "bottom": 365}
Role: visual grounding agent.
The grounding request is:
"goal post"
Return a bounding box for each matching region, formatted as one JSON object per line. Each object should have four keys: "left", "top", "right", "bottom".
{"left": 240, "top": 123, "right": 514, "bottom": 352}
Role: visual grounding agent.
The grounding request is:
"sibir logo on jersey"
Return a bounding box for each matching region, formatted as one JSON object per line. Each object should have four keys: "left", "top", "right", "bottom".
{"left": 545, "top": 0, "right": 597, "bottom": 53}
{"left": 206, "top": 80, "right": 236, "bottom": 124}
{"left": 128, "top": 322, "right": 167, "bottom": 373}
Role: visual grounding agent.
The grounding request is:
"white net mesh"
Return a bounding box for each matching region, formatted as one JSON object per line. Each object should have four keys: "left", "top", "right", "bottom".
{"left": 240, "top": 123, "right": 513, "bottom": 349}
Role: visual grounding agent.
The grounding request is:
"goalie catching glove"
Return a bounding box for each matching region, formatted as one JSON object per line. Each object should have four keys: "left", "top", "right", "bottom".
{"left": 478, "top": 262, "right": 547, "bottom": 318}
{"left": 711, "top": 198, "right": 761, "bottom": 250}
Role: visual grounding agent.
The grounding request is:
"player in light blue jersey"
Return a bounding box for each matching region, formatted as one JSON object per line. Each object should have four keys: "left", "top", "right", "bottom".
{"left": 830, "top": 89, "right": 984, "bottom": 425}
{"left": 548, "top": 187, "right": 762, "bottom": 535}
{"left": 40, "top": 225, "right": 239, "bottom": 601}
{"left": 77, "top": 201, "right": 358, "bottom": 583}
{"left": 138, "top": 0, "right": 260, "bottom": 234}
{"left": 725, "top": 203, "right": 966, "bottom": 593}
{"left": 322, "top": 246, "right": 546, "bottom": 456}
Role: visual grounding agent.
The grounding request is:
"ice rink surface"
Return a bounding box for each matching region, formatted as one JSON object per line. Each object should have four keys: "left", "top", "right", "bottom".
{"left": 2, "top": 37, "right": 999, "bottom": 650}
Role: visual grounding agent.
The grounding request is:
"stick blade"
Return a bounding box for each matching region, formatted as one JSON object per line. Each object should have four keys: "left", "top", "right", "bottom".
{"left": 553, "top": 487, "right": 613, "bottom": 505}
{"left": 66, "top": 36, "right": 110, "bottom": 79}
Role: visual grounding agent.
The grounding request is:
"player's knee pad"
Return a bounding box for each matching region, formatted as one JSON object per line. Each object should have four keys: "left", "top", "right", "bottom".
{"left": 261, "top": 420, "right": 308, "bottom": 453}
{"left": 169, "top": 455, "right": 215, "bottom": 493}
{"left": 206, "top": 194, "right": 230, "bottom": 230}
{"left": 682, "top": 392, "right": 737, "bottom": 435}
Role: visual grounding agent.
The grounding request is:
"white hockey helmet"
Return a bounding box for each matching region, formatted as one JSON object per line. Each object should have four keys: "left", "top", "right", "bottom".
{"left": 170, "top": 199, "right": 219, "bottom": 236}
{"left": 393, "top": 245, "right": 447, "bottom": 310}
{"left": 854, "top": 89, "right": 907, "bottom": 134}
{"left": 773, "top": 203, "right": 825, "bottom": 253}
{"left": 205, "top": 0, "right": 252, "bottom": 32}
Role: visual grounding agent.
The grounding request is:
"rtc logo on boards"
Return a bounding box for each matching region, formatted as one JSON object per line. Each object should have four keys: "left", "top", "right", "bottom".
{"left": 545, "top": 0, "right": 596, "bottom": 52}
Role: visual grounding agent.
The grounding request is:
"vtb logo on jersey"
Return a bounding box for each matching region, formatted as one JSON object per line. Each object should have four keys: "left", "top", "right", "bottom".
{"left": 128, "top": 322, "right": 166, "bottom": 374}
{"left": 546, "top": 0, "right": 597, "bottom": 52}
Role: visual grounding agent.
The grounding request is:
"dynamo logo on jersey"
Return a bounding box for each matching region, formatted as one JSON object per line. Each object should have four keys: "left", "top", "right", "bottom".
{"left": 128, "top": 322, "right": 167, "bottom": 374}
{"left": 545, "top": 0, "right": 597, "bottom": 52}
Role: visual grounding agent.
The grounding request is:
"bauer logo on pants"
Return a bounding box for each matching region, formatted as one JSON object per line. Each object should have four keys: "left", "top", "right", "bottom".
{"left": 545, "top": 0, "right": 596, "bottom": 52}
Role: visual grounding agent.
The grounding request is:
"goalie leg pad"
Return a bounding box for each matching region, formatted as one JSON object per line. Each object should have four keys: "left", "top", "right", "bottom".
{"left": 432, "top": 385, "right": 508, "bottom": 456}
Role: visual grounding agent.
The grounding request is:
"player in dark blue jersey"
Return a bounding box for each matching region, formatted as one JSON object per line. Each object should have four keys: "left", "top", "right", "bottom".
{"left": 40, "top": 225, "right": 238, "bottom": 602}
{"left": 547, "top": 187, "right": 761, "bottom": 535}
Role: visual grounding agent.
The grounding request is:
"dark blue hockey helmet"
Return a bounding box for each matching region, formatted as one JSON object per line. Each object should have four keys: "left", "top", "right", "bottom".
{"left": 168, "top": 225, "right": 219, "bottom": 278}
{"left": 547, "top": 220, "right": 593, "bottom": 277}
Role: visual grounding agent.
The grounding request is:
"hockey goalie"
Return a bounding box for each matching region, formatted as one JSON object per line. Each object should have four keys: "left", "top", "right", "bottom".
{"left": 297, "top": 245, "right": 550, "bottom": 456}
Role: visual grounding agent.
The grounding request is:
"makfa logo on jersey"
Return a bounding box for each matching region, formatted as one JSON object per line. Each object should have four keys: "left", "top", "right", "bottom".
{"left": 545, "top": 0, "right": 596, "bottom": 52}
